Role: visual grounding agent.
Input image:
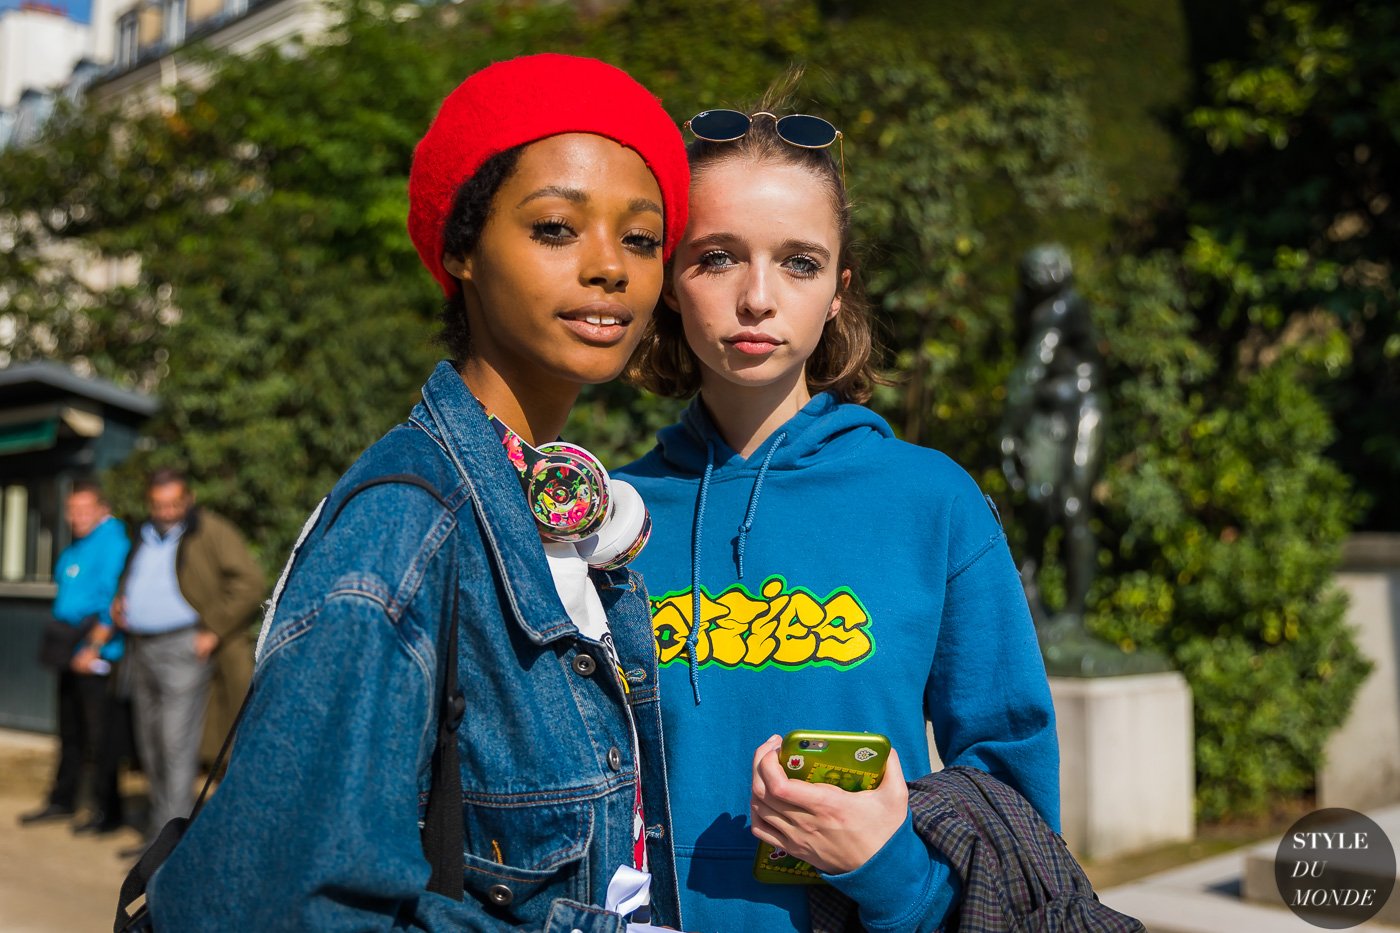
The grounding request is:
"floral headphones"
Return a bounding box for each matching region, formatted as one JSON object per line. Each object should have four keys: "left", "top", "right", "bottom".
{"left": 490, "top": 415, "right": 651, "bottom": 570}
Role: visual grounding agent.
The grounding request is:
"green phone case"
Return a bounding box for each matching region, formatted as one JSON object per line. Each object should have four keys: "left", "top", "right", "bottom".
{"left": 752, "top": 729, "right": 891, "bottom": 885}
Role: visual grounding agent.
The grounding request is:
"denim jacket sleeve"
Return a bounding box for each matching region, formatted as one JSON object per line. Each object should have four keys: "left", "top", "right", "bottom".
{"left": 147, "top": 482, "right": 627, "bottom": 933}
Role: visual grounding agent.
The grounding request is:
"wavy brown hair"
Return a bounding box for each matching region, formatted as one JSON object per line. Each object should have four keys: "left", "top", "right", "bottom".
{"left": 627, "top": 73, "right": 884, "bottom": 403}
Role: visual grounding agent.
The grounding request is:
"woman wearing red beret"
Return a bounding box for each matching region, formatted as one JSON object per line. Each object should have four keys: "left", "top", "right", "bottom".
{"left": 143, "top": 54, "right": 690, "bottom": 932}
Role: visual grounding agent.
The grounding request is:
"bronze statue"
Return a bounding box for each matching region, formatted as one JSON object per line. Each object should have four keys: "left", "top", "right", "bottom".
{"left": 1000, "top": 245, "right": 1169, "bottom": 677}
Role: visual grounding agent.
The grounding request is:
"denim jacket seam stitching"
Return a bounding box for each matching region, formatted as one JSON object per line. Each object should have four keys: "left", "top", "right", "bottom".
{"left": 559, "top": 652, "right": 612, "bottom": 777}
{"left": 409, "top": 413, "right": 449, "bottom": 456}
{"left": 464, "top": 828, "right": 588, "bottom": 875}
{"left": 257, "top": 607, "right": 321, "bottom": 665}
{"left": 459, "top": 774, "right": 631, "bottom": 806}
{"left": 316, "top": 588, "right": 433, "bottom": 689}
{"left": 463, "top": 860, "right": 574, "bottom": 882}
{"left": 580, "top": 802, "right": 596, "bottom": 901}
{"left": 391, "top": 511, "right": 456, "bottom": 618}
{"left": 326, "top": 583, "right": 392, "bottom": 612}
{"left": 627, "top": 686, "right": 659, "bottom": 705}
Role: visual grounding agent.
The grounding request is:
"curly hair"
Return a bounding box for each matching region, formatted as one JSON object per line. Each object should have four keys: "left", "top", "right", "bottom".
{"left": 627, "top": 74, "right": 883, "bottom": 403}
{"left": 436, "top": 145, "right": 525, "bottom": 362}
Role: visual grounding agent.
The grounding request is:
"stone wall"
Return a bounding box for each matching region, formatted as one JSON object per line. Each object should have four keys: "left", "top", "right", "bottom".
{"left": 1318, "top": 533, "right": 1400, "bottom": 811}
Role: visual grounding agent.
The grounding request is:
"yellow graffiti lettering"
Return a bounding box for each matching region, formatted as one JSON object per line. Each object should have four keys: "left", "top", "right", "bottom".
{"left": 743, "top": 593, "right": 786, "bottom": 666}
{"left": 651, "top": 600, "right": 691, "bottom": 665}
{"left": 815, "top": 592, "right": 874, "bottom": 664}
{"left": 711, "top": 589, "right": 766, "bottom": 666}
{"left": 652, "top": 591, "right": 734, "bottom": 664}
{"left": 772, "top": 592, "right": 824, "bottom": 664}
{"left": 652, "top": 576, "right": 875, "bottom": 671}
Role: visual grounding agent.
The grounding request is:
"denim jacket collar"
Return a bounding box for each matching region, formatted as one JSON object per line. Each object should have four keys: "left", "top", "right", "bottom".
{"left": 411, "top": 361, "right": 576, "bottom": 645}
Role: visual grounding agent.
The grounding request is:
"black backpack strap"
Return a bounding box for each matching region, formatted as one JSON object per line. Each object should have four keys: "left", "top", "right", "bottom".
{"left": 326, "top": 474, "right": 451, "bottom": 530}
{"left": 423, "top": 582, "right": 465, "bottom": 899}
{"left": 114, "top": 472, "right": 465, "bottom": 929}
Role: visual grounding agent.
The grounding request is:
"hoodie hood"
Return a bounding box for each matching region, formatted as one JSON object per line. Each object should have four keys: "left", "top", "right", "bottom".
{"left": 656, "top": 391, "right": 894, "bottom": 477}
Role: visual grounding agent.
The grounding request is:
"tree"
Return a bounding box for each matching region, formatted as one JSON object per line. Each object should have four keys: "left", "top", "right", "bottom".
{"left": 1183, "top": 0, "right": 1400, "bottom": 529}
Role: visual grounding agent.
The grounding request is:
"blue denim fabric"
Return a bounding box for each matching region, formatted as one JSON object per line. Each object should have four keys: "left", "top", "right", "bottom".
{"left": 149, "top": 362, "right": 680, "bottom": 932}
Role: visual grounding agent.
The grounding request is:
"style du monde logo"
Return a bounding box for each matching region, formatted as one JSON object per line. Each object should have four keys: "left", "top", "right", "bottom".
{"left": 1274, "top": 808, "right": 1396, "bottom": 929}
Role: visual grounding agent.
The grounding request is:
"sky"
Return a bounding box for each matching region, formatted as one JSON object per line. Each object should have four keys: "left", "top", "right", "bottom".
{"left": 0, "top": 0, "right": 91, "bottom": 23}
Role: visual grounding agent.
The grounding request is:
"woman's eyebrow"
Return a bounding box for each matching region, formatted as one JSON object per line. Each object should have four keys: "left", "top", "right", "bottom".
{"left": 781, "top": 239, "right": 831, "bottom": 261}
{"left": 516, "top": 188, "right": 663, "bottom": 218}
{"left": 687, "top": 232, "right": 740, "bottom": 249}
{"left": 517, "top": 185, "right": 587, "bottom": 207}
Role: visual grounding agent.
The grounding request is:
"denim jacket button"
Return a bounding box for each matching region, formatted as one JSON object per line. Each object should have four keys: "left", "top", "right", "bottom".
{"left": 607, "top": 746, "right": 622, "bottom": 771}
{"left": 488, "top": 883, "right": 513, "bottom": 906}
{"left": 571, "top": 653, "right": 596, "bottom": 676}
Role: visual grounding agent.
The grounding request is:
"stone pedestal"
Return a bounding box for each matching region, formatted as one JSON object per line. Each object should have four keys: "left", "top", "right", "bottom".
{"left": 1051, "top": 671, "right": 1194, "bottom": 860}
{"left": 1318, "top": 534, "right": 1400, "bottom": 811}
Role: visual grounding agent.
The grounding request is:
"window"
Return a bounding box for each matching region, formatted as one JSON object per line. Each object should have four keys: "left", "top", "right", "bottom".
{"left": 0, "top": 477, "right": 63, "bottom": 584}
{"left": 117, "top": 13, "right": 138, "bottom": 67}
{"left": 163, "top": 0, "right": 187, "bottom": 47}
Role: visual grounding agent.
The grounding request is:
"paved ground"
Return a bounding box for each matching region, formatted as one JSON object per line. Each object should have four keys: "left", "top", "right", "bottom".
{"left": 0, "top": 730, "right": 142, "bottom": 932}
{"left": 2, "top": 726, "right": 1398, "bottom": 932}
{"left": 1100, "top": 805, "right": 1400, "bottom": 932}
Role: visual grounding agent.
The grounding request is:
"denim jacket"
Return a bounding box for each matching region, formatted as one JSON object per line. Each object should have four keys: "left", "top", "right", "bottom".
{"left": 149, "top": 362, "right": 681, "bottom": 932}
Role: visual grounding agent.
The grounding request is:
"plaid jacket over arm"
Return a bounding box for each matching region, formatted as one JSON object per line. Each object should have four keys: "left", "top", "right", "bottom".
{"left": 809, "top": 766, "right": 1146, "bottom": 933}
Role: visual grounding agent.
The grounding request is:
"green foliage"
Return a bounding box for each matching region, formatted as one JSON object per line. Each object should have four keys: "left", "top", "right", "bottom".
{"left": 1085, "top": 252, "right": 1368, "bottom": 819}
{"left": 857, "top": 0, "right": 1190, "bottom": 232}
{"left": 816, "top": 22, "right": 1103, "bottom": 463}
{"left": 1183, "top": 0, "right": 1400, "bottom": 529}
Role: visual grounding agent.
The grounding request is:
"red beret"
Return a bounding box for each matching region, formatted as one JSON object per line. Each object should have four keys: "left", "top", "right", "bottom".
{"left": 408, "top": 53, "right": 690, "bottom": 298}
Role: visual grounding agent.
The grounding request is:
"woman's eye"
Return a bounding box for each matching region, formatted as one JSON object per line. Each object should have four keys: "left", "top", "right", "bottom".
{"left": 697, "top": 250, "right": 736, "bottom": 272}
{"left": 784, "top": 255, "right": 822, "bottom": 278}
{"left": 531, "top": 219, "right": 576, "bottom": 245}
{"left": 624, "top": 230, "right": 662, "bottom": 257}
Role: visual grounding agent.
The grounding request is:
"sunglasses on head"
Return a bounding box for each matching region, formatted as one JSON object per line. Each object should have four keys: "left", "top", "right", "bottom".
{"left": 684, "top": 110, "right": 845, "bottom": 184}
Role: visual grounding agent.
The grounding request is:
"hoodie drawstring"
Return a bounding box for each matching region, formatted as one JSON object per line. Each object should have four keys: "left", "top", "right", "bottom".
{"left": 686, "top": 437, "right": 716, "bottom": 705}
{"left": 737, "top": 431, "right": 785, "bottom": 580}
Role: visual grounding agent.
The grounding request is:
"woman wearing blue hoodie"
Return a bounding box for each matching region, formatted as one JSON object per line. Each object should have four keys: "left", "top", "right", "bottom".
{"left": 617, "top": 92, "right": 1060, "bottom": 933}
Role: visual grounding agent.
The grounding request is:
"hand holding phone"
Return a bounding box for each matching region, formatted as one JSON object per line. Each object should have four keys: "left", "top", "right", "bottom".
{"left": 750, "top": 730, "right": 909, "bottom": 883}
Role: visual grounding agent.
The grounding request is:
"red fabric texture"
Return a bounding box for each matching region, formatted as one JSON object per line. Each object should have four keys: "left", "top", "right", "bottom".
{"left": 407, "top": 53, "right": 689, "bottom": 297}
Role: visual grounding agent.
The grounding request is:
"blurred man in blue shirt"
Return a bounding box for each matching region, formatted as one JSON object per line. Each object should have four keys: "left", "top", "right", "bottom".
{"left": 19, "top": 479, "right": 131, "bottom": 834}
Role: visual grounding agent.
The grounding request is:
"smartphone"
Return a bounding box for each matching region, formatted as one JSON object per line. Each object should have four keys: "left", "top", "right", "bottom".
{"left": 752, "top": 729, "right": 891, "bottom": 885}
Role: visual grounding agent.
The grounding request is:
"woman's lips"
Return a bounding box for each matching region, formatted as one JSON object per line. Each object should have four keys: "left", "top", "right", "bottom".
{"left": 727, "top": 332, "right": 783, "bottom": 356}
{"left": 559, "top": 305, "right": 633, "bottom": 345}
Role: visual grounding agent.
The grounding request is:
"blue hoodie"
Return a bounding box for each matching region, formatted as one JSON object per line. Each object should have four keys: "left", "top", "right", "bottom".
{"left": 617, "top": 393, "right": 1059, "bottom": 933}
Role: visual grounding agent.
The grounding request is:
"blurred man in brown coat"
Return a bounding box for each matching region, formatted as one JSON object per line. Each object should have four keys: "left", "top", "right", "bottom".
{"left": 112, "top": 468, "right": 264, "bottom": 845}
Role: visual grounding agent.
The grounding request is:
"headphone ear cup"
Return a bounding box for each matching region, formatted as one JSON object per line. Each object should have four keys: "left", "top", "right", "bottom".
{"left": 527, "top": 441, "right": 611, "bottom": 541}
{"left": 576, "top": 479, "right": 651, "bottom": 570}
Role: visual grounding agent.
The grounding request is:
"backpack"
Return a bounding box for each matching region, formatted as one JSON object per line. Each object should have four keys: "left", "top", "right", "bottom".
{"left": 114, "top": 475, "right": 467, "bottom": 932}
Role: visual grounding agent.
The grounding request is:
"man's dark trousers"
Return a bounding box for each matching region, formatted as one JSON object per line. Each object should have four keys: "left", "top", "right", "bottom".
{"left": 50, "top": 669, "right": 124, "bottom": 823}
